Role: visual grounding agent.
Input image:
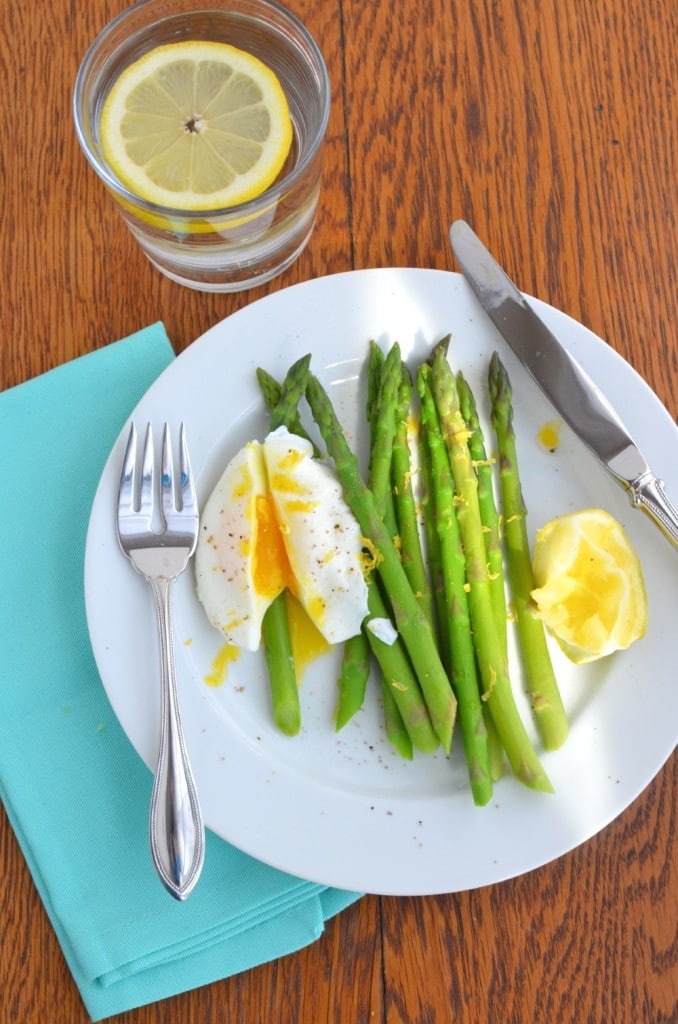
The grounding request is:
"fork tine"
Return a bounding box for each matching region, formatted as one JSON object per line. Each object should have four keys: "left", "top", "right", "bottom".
{"left": 179, "top": 423, "right": 198, "bottom": 516}
{"left": 161, "top": 423, "right": 175, "bottom": 524}
{"left": 118, "top": 422, "right": 137, "bottom": 514}
{"left": 139, "top": 423, "right": 155, "bottom": 522}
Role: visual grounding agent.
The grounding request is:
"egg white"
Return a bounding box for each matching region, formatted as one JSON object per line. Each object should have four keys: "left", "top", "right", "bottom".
{"left": 195, "top": 440, "right": 276, "bottom": 651}
{"left": 263, "top": 427, "right": 370, "bottom": 644}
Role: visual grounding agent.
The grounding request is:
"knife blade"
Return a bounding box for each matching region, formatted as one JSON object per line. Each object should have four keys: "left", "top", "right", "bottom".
{"left": 449, "top": 219, "right": 678, "bottom": 549}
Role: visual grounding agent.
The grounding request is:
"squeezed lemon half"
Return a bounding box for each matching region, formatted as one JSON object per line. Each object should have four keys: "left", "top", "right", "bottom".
{"left": 99, "top": 41, "right": 293, "bottom": 211}
{"left": 530, "top": 508, "right": 648, "bottom": 664}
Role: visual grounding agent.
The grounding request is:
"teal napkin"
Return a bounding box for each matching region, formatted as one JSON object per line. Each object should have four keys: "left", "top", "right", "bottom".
{"left": 0, "top": 323, "right": 360, "bottom": 1021}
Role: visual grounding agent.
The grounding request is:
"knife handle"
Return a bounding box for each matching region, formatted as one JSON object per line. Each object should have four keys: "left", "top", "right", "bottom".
{"left": 631, "top": 472, "right": 678, "bottom": 549}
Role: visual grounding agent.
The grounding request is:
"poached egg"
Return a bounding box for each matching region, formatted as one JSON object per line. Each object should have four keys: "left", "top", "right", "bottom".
{"left": 195, "top": 426, "right": 370, "bottom": 652}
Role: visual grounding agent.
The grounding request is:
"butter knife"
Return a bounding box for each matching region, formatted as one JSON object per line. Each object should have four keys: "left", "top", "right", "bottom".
{"left": 449, "top": 219, "right": 678, "bottom": 549}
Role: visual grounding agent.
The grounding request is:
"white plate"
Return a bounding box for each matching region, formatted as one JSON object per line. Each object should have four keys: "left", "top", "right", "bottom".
{"left": 85, "top": 269, "right": 678, "bottom": 896}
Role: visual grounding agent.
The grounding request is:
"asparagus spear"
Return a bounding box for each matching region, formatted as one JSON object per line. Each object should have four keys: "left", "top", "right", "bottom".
{"left": 481, "top": 705, "right": 505, "bottom": 782}
{"left": 380, "top": 676, "right": 414, "bottom": 761}
{"left": 392, "top": 364, "right": 434, "bottom": 625}
{"left": 418, "top": 364, "right": 493, "bottom": 805}
{"left": 360, "top": 341, "right": 407, "bottom": 745}
{"left": 257, "top": 354, "right": 312, "bottom": 736}
{"left": 335, "top": 343, "right": 386, "bottom": 731}
{"left": 267, "top": 354, "right": 312, "bottom": 430}
{"left": 261, "top": 596, "right": 300, "bottom": 735}
{"left": 363, "top": 581, "right": 439, "bottom": 754}
{"left": 368, "top": 341, "right": 401, "bottom": 540}
{"left": 256, "top": 365, "right": 320, "bottom": 455}
{"left": 335, "top": 631, "right": 371, "bottom": 730}
{"left": 456, "top": 371, "right": 507, "bottom": 780}
{"left": 305, "top": 372, "right": 457, "bottom": 752}
{"left": 417, "top": 409, "right": 450, "bottom": 666}
{"left": 457, "top": 371, "right": 507, "bottom": 646}
{"left": 418, "top": 336, "right": 453, "bottom": 662}
{"left": 430, "top": 343, "right": 552, "bottom": 792}
{"left": 335, "top": 340, "right": 400, "bottom": 733}
{"left": 366, "top": 339, "right": 385, "bottom": 438}
{"left": 488, "top": 352, "right": 568, "bottom": 751}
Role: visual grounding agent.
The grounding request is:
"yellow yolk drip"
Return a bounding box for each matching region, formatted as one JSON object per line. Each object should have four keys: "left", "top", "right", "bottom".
{"left": 269, "top": 448, "right": 310, "bottom": 497}
{"left": 278, "top": 448, "right": 305, "bottom": 470}
{"left": 232, "top": 457, "right": 254, "bottom": 497}
{"left": 284, "top": 592, "right": 331, "bottom": 679}
{"left": 252, "top": 492, "right": 293, "bottom": 599}
{"left": 284, "top": 498, "right": 317, "bottom": 515}
{"left": 407, "top": 412, "right": 420, "bottom": 435}
{"left": 269, "top": 471, "right": 308, "bottom": 494}
{"left": 538, "top": 419, "right": 562, "bottom": 452}
{"left": 205, "top": 643, "right": 239, "bottom": 687}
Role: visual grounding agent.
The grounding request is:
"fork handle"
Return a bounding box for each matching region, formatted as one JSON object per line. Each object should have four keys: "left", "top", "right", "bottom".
{"left": 148, "top": 577, "right": 205, "bottom": 900}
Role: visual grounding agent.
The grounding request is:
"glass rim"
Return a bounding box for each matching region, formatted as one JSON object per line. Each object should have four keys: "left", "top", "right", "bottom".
{"left": 72, "top": 0, "right": 331, "bottom": 221}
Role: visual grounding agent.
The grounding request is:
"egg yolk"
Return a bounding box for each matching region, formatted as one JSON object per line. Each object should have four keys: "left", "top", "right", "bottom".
{"left": 204, "top": 643, "right": 239, "bottom": 687}
{"left": 285, "top": 592, "right": 330, "bottom": 678}
{"left": 252, "top": 492, "right": 294, "bottom": 599}
{"left": 538, "top": 419, "right": 562, "bottom": 451}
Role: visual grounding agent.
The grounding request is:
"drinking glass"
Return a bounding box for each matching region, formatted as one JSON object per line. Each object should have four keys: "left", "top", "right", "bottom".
{"left": 73, "top": 0, "right": 330, "bottom": 292}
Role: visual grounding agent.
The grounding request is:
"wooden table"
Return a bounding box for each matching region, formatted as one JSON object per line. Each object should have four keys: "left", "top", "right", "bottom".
{"left": 2, "top": 0, "right": 676, "bottom": 1020}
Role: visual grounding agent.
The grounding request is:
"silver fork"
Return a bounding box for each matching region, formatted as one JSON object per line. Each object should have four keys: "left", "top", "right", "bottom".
{"left": 116, "top": 422, "right": 205, "bottom": 900}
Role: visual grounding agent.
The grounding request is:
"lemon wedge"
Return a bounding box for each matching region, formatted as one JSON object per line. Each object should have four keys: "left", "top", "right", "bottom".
{"left": 100, "top": 41, "right": 293, "bottom": 210}
{"left": 530, "top": 508, "right": 647, "bottom": 664}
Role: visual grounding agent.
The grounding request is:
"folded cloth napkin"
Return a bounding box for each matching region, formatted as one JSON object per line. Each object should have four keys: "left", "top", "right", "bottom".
{"left": 0, "top": 323, "right": 360, "bottom": 1021}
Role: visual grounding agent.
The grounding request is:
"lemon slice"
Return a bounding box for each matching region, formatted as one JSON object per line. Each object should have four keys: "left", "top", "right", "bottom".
{"left": 530, "top": 508, "right": 648, "bottom": 664}
{"left": 100, "top": 41, "right": 293, "bottom": 210}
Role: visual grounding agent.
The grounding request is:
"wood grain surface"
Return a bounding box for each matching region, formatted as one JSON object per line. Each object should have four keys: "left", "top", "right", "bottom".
{"left": 1, "top": 0, "right": 676, "bottom": 1021}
